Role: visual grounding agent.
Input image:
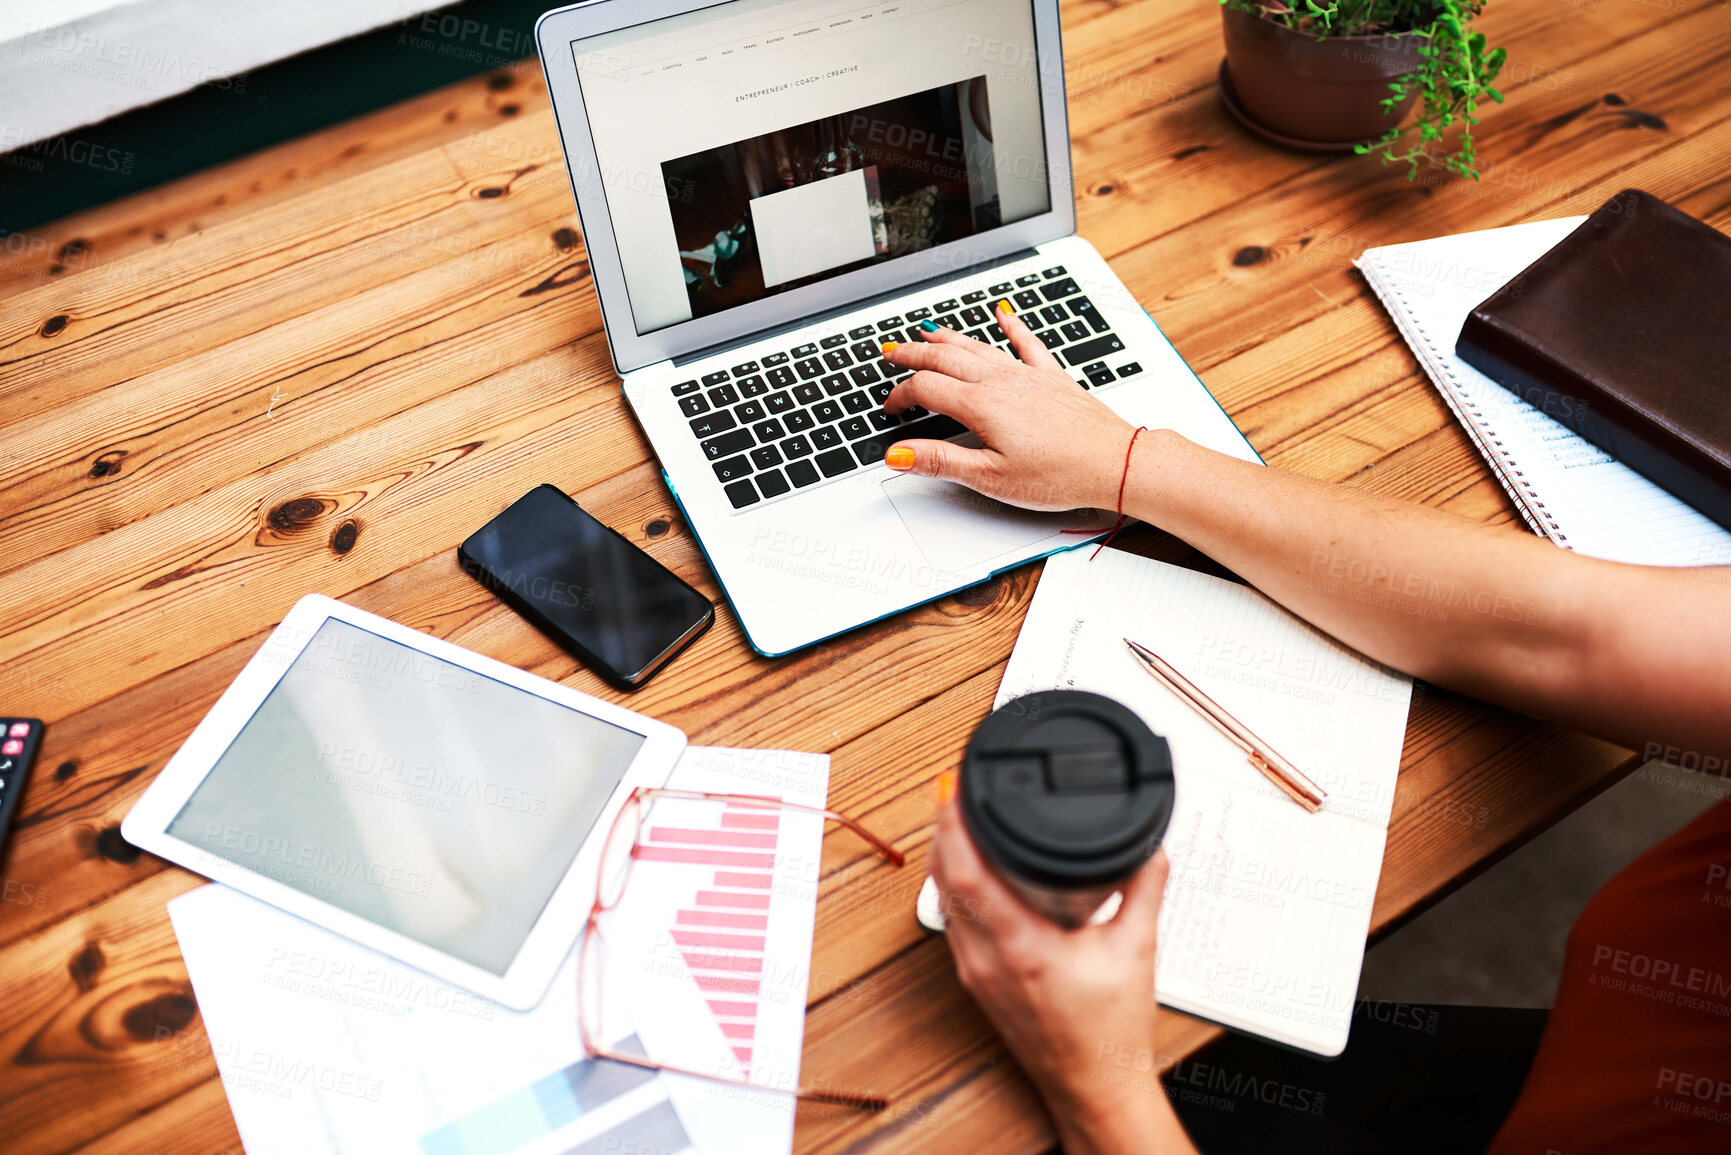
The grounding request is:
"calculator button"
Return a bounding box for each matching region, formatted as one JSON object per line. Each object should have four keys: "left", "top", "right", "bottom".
{"left": 7, "top": 722, "right": 28, "bottom": 738}
{"left": 672, "top": 380, "right": 700, "bottom": 396}
{"left": 2, "top": 740, "right": 22, "bottom": 756}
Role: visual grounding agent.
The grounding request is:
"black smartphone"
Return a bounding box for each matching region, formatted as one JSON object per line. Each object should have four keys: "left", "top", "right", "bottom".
{"left": 458, "top": 485, "right": 713, "bottom": 690}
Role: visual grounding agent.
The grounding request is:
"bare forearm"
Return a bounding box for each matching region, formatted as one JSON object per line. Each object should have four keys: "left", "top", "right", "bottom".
{"left": 1125, "top": 431, "right": 1731, "bottom": 753}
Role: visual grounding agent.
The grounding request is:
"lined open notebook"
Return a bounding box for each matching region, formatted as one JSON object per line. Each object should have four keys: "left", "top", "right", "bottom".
{"left": 1000, "top": 547, "right": 1413, "bottom": 1056}
{"left": 1357, "top": 219, "right": 1731, "bottom": 568}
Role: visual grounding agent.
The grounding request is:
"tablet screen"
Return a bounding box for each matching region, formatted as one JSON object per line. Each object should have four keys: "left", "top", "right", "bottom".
{"left": 167, "top": 618, "right": 646, "bottom": 975}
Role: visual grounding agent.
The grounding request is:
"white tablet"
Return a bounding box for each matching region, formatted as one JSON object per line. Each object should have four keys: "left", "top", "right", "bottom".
{"left": 122, "top": 594, "right": 686, "bottom": 1010}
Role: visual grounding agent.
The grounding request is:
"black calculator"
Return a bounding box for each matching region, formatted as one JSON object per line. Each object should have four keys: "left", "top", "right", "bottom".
{"left": 0, "top": 718, "right": 43, "bottom": 862}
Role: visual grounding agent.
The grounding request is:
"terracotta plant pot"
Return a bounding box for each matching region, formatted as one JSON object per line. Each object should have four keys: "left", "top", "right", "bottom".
{"left": 1219, "top": 6, "right": 1423, "bottom": 151}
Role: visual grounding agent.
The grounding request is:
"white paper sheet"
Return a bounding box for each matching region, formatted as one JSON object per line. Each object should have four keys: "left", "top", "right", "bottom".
{"left": 169, "top": 746, "right": 830, "bottom": 1155}
{"left": 997, "top": 547, "right": 1413, "bottom": 1055}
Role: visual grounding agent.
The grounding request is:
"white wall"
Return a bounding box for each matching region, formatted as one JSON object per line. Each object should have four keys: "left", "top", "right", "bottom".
{"left": 0, "top": 0, "right": 454, "bottom": 150}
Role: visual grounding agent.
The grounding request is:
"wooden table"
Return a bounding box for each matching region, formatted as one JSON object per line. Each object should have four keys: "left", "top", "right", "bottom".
{"left": 2, "top": 1, "right": 1723, "bottom": 1150}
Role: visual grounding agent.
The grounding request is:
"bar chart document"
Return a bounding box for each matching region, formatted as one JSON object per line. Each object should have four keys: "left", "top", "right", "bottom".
{"left": 167, "top": 747, "right": 832, "bottom": 1155}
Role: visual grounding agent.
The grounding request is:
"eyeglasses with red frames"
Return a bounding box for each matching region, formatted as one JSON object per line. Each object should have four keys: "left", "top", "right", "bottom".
{"left": 578, "top": 786, "right": 905, "bottom": 1111}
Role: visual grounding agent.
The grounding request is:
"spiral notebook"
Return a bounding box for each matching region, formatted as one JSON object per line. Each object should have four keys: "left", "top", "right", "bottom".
{"left": 1356, "top": 219, "right": 1731, "bottom": 568}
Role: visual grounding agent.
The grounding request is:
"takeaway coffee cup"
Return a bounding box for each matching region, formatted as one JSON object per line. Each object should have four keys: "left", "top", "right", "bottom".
{"left": 954, "top": 690, "right": 1174, "bottom": 928}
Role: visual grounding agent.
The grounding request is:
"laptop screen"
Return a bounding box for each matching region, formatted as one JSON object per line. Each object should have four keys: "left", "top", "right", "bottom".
{"left": 571, "top": 0, "right": 1052, "bottom": 336}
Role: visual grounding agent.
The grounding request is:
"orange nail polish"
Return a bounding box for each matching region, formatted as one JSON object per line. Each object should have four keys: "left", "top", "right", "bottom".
{"left": 936, "top": 770, "right": 957, "bottom": 806}
{"left": 885, "top": 445, "right": 915, "bottom": 470}
{"left": 996, "top": 299, "right": 1013, "bottom": 315}
{"left": 881, "top": 341, "right": 898, "bottom": 356}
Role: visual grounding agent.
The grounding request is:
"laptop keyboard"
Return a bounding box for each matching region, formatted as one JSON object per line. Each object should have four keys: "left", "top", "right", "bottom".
{"left": 669, "top": 264, "right": 1145, "bottom": 511}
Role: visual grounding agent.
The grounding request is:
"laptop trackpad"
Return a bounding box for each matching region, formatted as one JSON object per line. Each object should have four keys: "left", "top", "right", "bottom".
{"left": 882, "top": 474, "right": 1114, "bottom": 573}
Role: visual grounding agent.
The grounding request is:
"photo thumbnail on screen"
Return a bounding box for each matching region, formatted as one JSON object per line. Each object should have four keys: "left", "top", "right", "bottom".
{"left": 661, "top": 76, "right": 1002, "bottom": 319}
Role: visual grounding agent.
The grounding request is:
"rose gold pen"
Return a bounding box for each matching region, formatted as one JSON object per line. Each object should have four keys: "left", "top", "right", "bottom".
{"left": 1123, "top": 638, "right": 1327, "bottom": 813}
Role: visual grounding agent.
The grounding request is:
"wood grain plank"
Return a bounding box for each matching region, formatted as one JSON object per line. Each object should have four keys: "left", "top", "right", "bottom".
{"left": 0, "top": 63, "right": 547, "bottom": 303}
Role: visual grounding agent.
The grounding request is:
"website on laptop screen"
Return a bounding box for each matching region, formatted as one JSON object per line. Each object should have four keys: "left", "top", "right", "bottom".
{"left": 572, "top": 0, "right": 1051, "bottom": 335}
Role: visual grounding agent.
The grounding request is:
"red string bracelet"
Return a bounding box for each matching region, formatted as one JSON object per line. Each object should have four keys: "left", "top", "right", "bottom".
{"left": 1063, "top": 425, "right": 1147, "bottom": 559}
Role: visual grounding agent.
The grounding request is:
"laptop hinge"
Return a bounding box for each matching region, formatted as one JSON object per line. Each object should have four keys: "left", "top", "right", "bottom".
{"left": 669, "top": 246, "right": 1042, "bottom": 368}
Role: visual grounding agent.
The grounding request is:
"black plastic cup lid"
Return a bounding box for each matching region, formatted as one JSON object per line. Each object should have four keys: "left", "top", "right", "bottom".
{"left": 961, "top": 690, "right": 1174, "bottom": 890}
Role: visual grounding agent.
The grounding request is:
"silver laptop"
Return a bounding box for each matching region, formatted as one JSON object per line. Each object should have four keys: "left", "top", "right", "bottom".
{"left": 535, "top": 0, "right": 1260, "bottom": 656}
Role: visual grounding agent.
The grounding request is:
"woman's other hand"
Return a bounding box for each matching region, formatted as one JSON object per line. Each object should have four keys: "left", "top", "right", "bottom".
{"left": 928, "top": 775, "right": 1195, "bottom": 1154}
{"left": 880, "top": 303, "right": 1138, "bottom": 512}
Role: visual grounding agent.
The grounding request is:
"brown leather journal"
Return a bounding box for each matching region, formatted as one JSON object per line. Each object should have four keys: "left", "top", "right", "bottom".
{"left": 1456, "top": 189, "right": 1731, "bottom": 534}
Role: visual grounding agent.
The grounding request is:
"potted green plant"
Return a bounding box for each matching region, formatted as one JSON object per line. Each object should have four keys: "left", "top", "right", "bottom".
{"left": 1217, "top": 0, "right": 1507, "bottom": 179}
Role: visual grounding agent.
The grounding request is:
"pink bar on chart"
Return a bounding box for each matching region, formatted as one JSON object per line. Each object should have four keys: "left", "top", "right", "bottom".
{"left": 720, "top": 1021, "right": 755, "bottom": 1040}
{"left": 678, "top": 909, "right": 770, "bottom": 930}
{"left": 696, "top": 890, "right": 772, "bottom": 909}
{"left": 672, "top": 928, "right": 767, "bottom": 951}
{"left": 721, "top": 812, "right": 781, "bottom": 830}
{"left": 694, "top": 975, "right": 761, "bottom": 995}
{"left": 732, "top": 1046, "right": 753, "bottom": 1064}
{"left": 634, "top": 845, "right": 775, "bottom": 869}
{"left": 647, "top": 826, "right": 778, "bottom": 849}
{"left": 706, "top": 1000, "right": 758, "bottom": 1018}
{"left": 713, "top": 871, "right": 774, "bottom": 888}
{"left": 681, "top": 950, "right": 764, "bottom": 973}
